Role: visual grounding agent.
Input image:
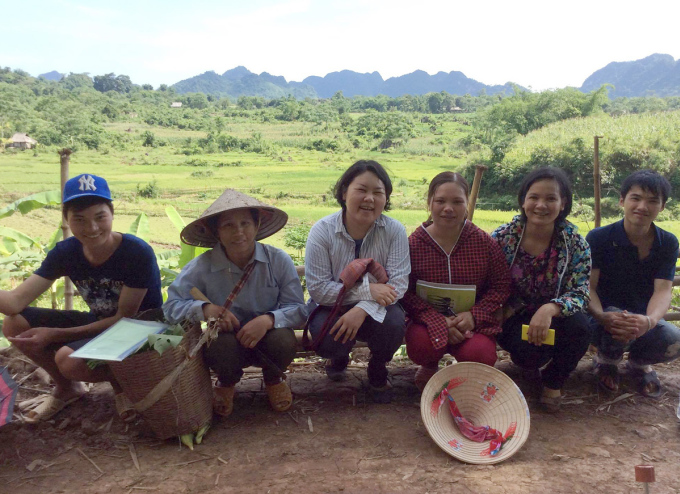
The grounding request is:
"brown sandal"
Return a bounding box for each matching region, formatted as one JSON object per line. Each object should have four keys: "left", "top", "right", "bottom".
{"left": 213, "top": 385, "right": 235, "bottom": 418}
{"left": 23, "top": 394, "right": 82, "bottom": 423}
{"left": 266, "top": 381, "right": 292, "bottom": 412}
{"left": 414, "top": 365, "right": 438, "bottom": 392}
{"left": 539, "top": 389, "right": 562, "bottom": 413}
{"left": 114, "top": 393, "right": 137, "bottom": 423}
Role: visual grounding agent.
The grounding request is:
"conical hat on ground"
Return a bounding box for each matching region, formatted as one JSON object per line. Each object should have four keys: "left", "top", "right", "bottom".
{"left": 420, "top": 362, "right": 530, "bottom": 465}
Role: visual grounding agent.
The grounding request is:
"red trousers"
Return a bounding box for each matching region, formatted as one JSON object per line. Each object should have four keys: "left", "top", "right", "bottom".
{"left": 405, "top": 322, "right": 497, "bottom": 368}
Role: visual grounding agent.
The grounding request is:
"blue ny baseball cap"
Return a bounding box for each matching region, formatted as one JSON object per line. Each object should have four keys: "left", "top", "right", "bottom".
{"left": 62, "top": 174, "right": 112, "bottom": 204}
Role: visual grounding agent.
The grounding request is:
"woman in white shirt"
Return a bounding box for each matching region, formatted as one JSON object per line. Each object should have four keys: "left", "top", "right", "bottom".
{"left": 305, "top": 160, "right": 410, "bottom": 403}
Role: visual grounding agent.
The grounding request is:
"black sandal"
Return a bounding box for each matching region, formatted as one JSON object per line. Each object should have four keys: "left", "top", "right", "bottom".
{"left": 593, "top": 361, "right": 619, "bottom": 393}
{"left": 629, "top": 366, "right": 662, "bottom": 399}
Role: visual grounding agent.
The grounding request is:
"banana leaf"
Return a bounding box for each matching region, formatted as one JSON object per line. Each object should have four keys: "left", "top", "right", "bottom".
{"left": 0, "top": 226, "right": 41, "bottom": 249}
{"left": 128, "top": 213, "right": 150, "bottom": 242}
{"left": 0, "top": 190, "right": 61, "bottom": 219}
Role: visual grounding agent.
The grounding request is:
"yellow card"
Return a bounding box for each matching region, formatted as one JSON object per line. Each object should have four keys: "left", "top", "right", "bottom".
{"left": 521, "top": 325, "right": 555, "bottom": 345}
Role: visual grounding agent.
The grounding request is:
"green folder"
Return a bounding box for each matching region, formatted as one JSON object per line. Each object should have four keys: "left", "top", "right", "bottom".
{"left": 416, "top": 280, "right": 476, "bottom": 315}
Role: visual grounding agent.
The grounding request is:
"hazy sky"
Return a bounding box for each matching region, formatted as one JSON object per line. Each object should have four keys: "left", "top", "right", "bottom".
{"left": 2, "top": 0, "right": 679, "bottom": 91}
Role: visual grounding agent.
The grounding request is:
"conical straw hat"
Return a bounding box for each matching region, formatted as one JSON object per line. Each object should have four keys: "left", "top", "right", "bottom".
{"left": 181, "top": 189, "right": 288, "bottom": 247}
{"left": 420, "top": 362, "right": 530, "bottom": 465}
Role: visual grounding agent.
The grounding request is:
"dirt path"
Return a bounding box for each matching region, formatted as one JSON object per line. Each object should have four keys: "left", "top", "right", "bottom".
{"left": 1, "top": 350, "right": 679, "bottom": 494}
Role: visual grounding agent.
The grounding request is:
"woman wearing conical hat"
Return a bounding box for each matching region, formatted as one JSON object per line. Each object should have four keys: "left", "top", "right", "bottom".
{"left": 163, "top": 190, "right": 307, "bottom": 417}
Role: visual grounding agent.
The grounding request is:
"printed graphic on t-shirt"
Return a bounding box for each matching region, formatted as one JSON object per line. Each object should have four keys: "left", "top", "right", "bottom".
{"left": 74, "top": 277, "right": 123, "bottom": 318}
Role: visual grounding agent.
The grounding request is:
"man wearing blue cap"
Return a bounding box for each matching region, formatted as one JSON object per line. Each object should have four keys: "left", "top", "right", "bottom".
{"left": 0, "top": 174, "right": 162, "bottom": 422}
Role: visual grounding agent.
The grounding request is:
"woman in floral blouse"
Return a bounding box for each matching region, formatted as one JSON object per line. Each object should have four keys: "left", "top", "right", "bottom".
{"left": 402, "top": 172, "right": 511, "bottom": 391}
{"left": 492, "top": 167, "right": 591, "bottom": 412}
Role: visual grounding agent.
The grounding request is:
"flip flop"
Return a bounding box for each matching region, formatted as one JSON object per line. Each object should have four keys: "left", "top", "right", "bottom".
{"left": 114, "top": 393, "right": 138, "bottom": 423}
{"left": 23, "top": 394, "right": 82, "bottom": 423}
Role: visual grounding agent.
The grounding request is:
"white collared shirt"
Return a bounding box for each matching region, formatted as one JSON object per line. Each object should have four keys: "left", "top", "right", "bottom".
{"left": 305, "top": 210, "right": 410, "bottom": 322}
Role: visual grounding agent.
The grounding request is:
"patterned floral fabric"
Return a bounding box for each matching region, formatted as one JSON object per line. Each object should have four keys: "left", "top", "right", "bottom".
{"left": 491, "top": 215, "right": 591, "bottom": 317}
{"left": 402, "top": 221, "right": 511, "bottom": 350}
{"left": 510, "top": 243, "right": 560, "bottom": 314}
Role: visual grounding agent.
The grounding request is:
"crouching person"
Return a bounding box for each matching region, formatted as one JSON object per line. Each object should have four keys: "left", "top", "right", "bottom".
{"left": 0, "top": 174, "right": 162, "bottom": 422}
{"left": 304, "top": 160, "right": 410, "bottom": 403}
{"left": 163, "top": 190, "right": 307, "bottom": 418}
{"left": 588, "top": 170, "right": 680, "bottom": 397}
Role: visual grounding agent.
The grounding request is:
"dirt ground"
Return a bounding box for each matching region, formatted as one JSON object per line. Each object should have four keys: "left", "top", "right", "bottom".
{"left": 1, "top": 347, "right": 679, "bottom": 494}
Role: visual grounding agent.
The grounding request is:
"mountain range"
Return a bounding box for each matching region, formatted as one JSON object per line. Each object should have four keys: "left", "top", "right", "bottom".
{"left": 170, "top": 66, "right": 521, "bottom": 100}
{"left": 580, "top": 53, "right": 680, "bottom": 98}
{"left": 38, "top": 54, "right": 680, "bottom": 100}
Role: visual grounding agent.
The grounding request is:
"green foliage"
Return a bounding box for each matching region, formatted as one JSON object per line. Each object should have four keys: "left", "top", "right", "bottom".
{"left": 137, "top": 180, "right": 160, "bottom": 198}
{"left": 165, "top": 206, "right": 209, "bottom": 269}
{"left": 183, "top": 92, "right": 209, "bottom": 110}
{"left": 469, "top": 86, "right": 610, "bottom": 163}
{"left": 127, "top": 213, "right": 151, "bottom": 242}
{"left": 93, "top": 73, "right": 134, "bottom": 94}
{"left": 0, "top": 226, "right": 41, "bottom": 251}
{"left": 283, "top": 223, "right": 311, "bottom": 262}
{"left": 0, "top": 190, "right": 61, "bottom": 219}
{"left": 141, "top": 130, "right": 156, "bottom": 147}
{"left": 0, "top": 214, "right": 63, "bottom": 307}
{"left": 303, "top": 138, "right": 340, "bottom": 152}
{"left": 475, "top": 110, "right": 680, "bottom": 196}
{"left": 190, "top": 170, "right": 214, "bottom": 178}
{"left": 342, "top": 111, "right": 418, "bottom": 149}
{"left": 60, "top": 73, "right": 94, "bottom": 90}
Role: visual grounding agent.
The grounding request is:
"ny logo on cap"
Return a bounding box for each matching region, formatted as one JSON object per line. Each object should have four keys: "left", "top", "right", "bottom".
{"left": 78, "top": 175, "right": 97, "bottom": 191}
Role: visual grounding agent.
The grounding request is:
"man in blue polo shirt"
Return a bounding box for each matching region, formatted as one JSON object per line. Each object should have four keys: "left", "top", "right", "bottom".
{"left": 587, "top": 170, "right": 680, "bottom": 398}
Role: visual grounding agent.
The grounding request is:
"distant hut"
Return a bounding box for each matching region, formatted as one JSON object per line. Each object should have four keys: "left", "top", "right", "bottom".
{"left": 7, "top": 133, "right": 38, "bottom": 150}
{"left": 170, "top": 102, "right": 182, "bottom": 108}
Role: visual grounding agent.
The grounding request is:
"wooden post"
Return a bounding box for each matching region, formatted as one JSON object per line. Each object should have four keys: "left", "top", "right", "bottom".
{"left": 467, "top": 164, "right": 488, "bottom": 222}
{"left": 593, "top": 136, "right": 604, "bottom": 228}
{"left": 635, "top": 465, "right": 655, "bottom": 494}
{"left": 58, "top": 148, "right": 74, "bottom": 310}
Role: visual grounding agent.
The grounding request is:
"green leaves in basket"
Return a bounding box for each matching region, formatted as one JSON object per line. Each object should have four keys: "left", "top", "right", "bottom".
{"left": 148, "top": 333, "right": 184, "bottom": 356}
{"left": 165, "top": 324, "right": 185, "bottom": 337}
{"left": 86, "top": 359, "right": 106, "bottom": 370}
{"left": 180, "top": 433, "right": 194, "bottom": 450}
{"left": 131, "top": 323, "right": 186, "bottom": 356}
{"left": 195, "top": 422, "right": 210, "bottom": 444}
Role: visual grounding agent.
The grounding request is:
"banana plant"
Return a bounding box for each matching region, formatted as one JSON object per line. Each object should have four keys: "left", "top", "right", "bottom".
{"left": 128, "top": 212, "right": 151, "bottom": 243}
{"left": 156, "top": 206, "right": 210, "bottom": 288}
{"left": 165, "top": 205, "right": 209, "bottom": 268}
{"left": 0, "top": 190, "right": 61, "bottom": 219}
{"left": 0, "top": 225, "right": 64, "bottom": 307}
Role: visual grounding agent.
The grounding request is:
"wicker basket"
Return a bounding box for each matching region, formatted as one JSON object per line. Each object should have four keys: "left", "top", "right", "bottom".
{"left": 109, "top": 323, "right": 213, "bottom": 440}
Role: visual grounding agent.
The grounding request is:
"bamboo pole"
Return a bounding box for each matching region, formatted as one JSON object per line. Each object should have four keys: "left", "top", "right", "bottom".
{"left": 58, "top": 148, "right": 74, "bottom": 310}
{"left": 467, "top": 164, "right": 488, "bottom": 222}
{"left": 593, "top": 136, "right": 604, "bottom": 228}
